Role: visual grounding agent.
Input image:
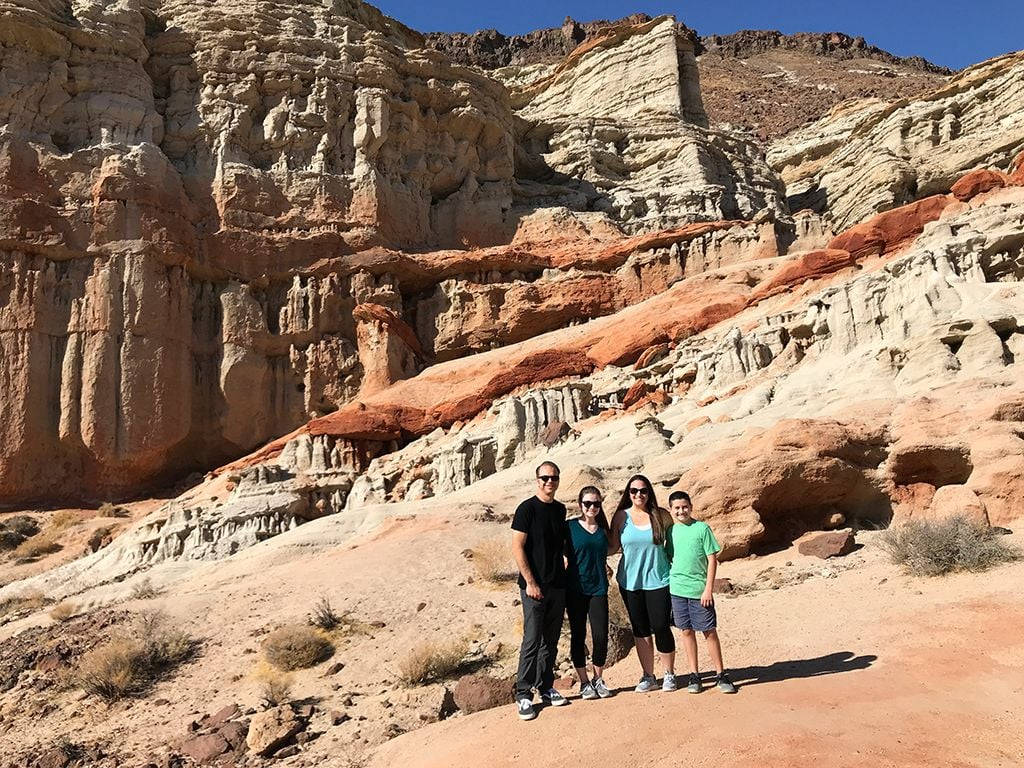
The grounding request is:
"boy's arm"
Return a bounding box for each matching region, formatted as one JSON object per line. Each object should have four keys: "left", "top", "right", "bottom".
{"left": 701, "top": 553, "right": 717, "bottom": 607}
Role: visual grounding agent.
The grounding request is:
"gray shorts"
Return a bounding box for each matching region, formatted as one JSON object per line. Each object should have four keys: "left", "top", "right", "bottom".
{"left": 671, "top": 595, "right": 717, "bottom": 632}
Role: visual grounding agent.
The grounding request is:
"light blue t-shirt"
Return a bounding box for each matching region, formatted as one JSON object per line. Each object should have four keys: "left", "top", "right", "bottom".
{"left": 615, "top": 514, "right": 670, "bottom": 591}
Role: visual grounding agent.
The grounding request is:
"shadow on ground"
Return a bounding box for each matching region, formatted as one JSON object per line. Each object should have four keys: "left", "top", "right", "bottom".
{"left": 722, "top": 650, "right": 877, "bottom": 687}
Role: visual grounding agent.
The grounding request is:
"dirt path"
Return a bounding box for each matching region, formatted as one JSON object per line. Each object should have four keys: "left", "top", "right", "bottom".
{"left": 370, "top": 547, "right": 1024, "bottom": 768}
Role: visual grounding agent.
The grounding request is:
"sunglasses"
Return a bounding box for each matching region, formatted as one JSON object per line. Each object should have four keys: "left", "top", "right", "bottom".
{"left": 629, "top": 487, "right": 649, "bottom": 496}
{"left": 581, "top": 500, "right": 602, "bottom": 509}
{"left": 538, "top": 475, "right": 560, "bottom": 483}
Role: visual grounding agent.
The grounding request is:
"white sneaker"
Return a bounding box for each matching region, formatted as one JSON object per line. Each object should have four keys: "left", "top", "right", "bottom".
{"left": 541, "top": 688, "right": 568, "bottom": 706}
{"left": 517, "top": 697, "right": 536, "bottom": 720}
{"left": 662, "top": 673, "right": 678, "bottom": 692}
{"left": 593, "top": 677, "right": 613, "bottom": 698}
{"left": 579, "top": 682, "right": 599, "bottom": 700}
{"left": 634, "top": 675, "right": 658, "bottom": 692}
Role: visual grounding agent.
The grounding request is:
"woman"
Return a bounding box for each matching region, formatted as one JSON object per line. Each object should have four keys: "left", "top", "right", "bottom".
{"left": 565, "top": 486, "right": 613, "bottom": 699}
{"left": 610, "top": 473, "right": 677, "bottom": 692}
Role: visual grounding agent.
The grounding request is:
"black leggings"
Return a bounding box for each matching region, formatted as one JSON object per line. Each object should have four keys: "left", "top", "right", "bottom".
{"left": 619, "top": 585, "right": 675, "bottom": 654}
{"left": 566, "top": 591, "right": 609, "bottom": 668}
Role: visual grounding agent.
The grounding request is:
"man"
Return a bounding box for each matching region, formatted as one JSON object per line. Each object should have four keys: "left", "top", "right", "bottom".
{"left": 511, "top": 461, "right": 569, "bottom": 720}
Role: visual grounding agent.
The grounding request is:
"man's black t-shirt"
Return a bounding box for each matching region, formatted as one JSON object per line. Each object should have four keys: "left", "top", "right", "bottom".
{"left": 511, "top": 496, "right": 568, "bottom": 590}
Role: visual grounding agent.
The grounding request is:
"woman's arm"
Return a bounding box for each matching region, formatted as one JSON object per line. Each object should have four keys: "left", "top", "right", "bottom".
{"left": 607, "top": 510, "right": 624, "bottom": 555}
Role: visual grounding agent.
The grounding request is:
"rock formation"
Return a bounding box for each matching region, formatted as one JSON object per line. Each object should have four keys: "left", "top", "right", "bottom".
{"left": 1, "top": 0, "right": 1024, "bottom": 585}
{"left": 0, "top": 2, "right": 781, "bottom": 504}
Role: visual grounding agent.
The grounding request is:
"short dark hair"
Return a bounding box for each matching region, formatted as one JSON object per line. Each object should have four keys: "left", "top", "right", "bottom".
{"left": 668, "top": 491, "right": 691, "bottom": 505}
{"left": 535, "top": 461, "right": 560, "bottom": 477}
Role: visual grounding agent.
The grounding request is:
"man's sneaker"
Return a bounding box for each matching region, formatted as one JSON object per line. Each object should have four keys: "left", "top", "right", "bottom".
{"left": 686, "top": 673, "right": 702, "bottom": 694}
{"left": 634, "top": 675, "right": 658, "bottom": 692}
{"left": 517, "top": 698, "right": 537, "bottom": 721}
{"left": 716, "top": 672, "right": 738, "bottom": 693}
{"left": 593, "top": 677, "right": 613, "bottom": 698}
{"left": 661, "top": 673, "right": 678, "bottom": 692}
{"left": 579, "top": 682, "right": 599, "bottom": 700}
{"left": 541, "top": 688, "right": 568, "bottom": 706}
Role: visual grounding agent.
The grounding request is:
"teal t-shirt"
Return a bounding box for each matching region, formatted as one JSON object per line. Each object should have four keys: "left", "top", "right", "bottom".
{"left": 565, "top": 519, "right": 609, "bottom": 596}
{"left": 616, "top": 514, "right": 670, "bottom": 591}
{"left": 665, "top": 520, "right": 721, "bottom": 599}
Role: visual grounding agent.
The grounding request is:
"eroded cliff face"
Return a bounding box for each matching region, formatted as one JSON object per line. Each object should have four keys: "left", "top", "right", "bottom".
{"left": 0, "top": 2, "right": 783, "bottom": 503}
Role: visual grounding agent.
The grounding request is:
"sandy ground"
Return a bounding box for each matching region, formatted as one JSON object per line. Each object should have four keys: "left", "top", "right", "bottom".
{"left": 1, "top": 504, "right": 1022, "bottom": 768}
{"left": 370, "top": 531, "right": 1024, "bottom": 768}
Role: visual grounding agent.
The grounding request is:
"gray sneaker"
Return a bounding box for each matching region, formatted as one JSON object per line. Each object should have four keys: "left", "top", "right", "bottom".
{"left": 687, "top": 673, "right": 702, "bottom": 694}
{"left": 541, "top": 688, "right": 568, "bottom": 706}
{"left": 579, "top": 682, "right": 599, "bottom": 700}
{"left": 716, "top": 672, "right": 737, "bottom": 694}
{"left": 661, "top": 673, "right": 678, "bottom": 691}
{"left": 517, "top": 698, "right": 537, "bottom": 720}
{"left": 593, "top": 677, "right": 613, "bottom": 698}
{"left": 634, "top": 675, "right": 658, "bottom": 692}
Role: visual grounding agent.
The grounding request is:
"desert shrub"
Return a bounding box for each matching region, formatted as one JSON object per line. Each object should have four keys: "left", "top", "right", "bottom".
{"left": 397, "top": 639, "right": 470, "bottom": 686}
{"left": 470, "top": 540, "right": 519, "bottom": 584}
{"left": 880, "top": 515, "right": 1019, "bottom": 576}
{"left": 308, "top": 596, "right": 340, "bottom": 631}
{"left": 130, "top": 578, "right": 161, "bottom": 600}
{"left": 262, "top": 625, "right": 334, "bottom": 671}
{"left": 48, "top": 510, "right": 81, "bottom": 531}
{"left": 2, "top": 515, "right": 40, "bottom": 537}
{"left": 0, "top": 590, "right": 48, "bottom": 619}
{"left": 12, "top": 531, "right": 62, "bottom": 561}
{"left": 0, "top": 530, "right": 26, "bottom": 552}
{"left": 254, "top": 662, "right": 294, "bottom": 705}
{"left": 97, "top": 502, "right": 130, "bottom": 518}
{"left": 49, "top": 602, "right": 78, "bottom": 623}
{"left": 74, "top": 612, "right": 198, "bottom": 700}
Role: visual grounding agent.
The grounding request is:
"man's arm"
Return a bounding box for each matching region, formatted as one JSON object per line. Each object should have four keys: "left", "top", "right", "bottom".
{"left": 701, "top": 552, "right": 717, "bottom": 607}
{"left": 512, "top": 530, "right": 543, "bottom": 600}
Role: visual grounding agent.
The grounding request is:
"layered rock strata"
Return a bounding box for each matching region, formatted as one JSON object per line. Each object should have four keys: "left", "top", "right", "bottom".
{"left": 769, "top": 52, "right": 1024, "bottom": 227}
{"left": 0, "top": 1, "right": 785, "bottom": 503}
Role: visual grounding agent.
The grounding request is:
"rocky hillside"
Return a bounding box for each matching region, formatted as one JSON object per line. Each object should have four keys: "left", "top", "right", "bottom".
{"left": 426, "top": 17, "right": 951, "bottom": 139}
{"left": 1, "top": 1, "right": 1024, "bottom": 766}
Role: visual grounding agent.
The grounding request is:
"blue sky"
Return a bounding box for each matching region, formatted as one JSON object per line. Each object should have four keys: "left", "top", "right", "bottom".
{"left": 373, "top": 1, "right": 1023, "bottom": 70}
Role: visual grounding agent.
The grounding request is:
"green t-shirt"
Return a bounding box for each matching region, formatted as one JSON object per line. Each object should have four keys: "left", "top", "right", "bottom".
{"left": 664, "top": 520, "right": 720, "bottom": 599}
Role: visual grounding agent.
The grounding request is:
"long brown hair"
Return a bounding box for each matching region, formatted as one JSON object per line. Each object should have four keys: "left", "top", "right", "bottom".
{"left": 616, "top": 474, "right": 671, "bottom": 545}
{"left": 577, "top": 485, "right": 610, "bottom": 531}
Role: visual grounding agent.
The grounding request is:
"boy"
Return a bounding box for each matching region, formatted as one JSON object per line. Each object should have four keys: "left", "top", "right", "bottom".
{"left": 664, "top": 491, "right": 737, "bottom": 693}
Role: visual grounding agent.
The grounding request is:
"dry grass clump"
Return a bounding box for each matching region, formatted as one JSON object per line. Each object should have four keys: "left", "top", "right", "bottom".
{"left": 308, "top": 596, "right": 340, "bottom": 631}
{"left": 253, "top": 661, "right": 294, "bottom": 705}
{"left": 49, "top": 601, "right": 79, "bottom": 623}
{"left": 262, "top": 625, "right": 334, "bottom": 671}
{"left": 130, "top": 578, "right": 162, "bottom": 600}
{"left": 0, "top": 589, "right": 48, "bottom": 620}
{"left": 397, "top": 639, "right": 470, "bottom": 686}
{"left": 12, "top": 531, "right": 62, "bottom": 561}
{"left": 880, "top": 515, "right": 1019, "bottom": 577}
{"left": 97, "top": 502, "right": 130, "bottom": 518}
{"left": 74, "top": 612, "right": 198, "bottom": 700}
{"left": 470, "top": 540, "right": 519, "bottom": 584}
{"left": 48, "top": 510, "right": 82, "bottom": 531}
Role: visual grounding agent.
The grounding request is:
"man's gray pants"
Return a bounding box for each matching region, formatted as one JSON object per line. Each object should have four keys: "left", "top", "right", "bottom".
{"left": 516, "top": 587, "right": 566, "bottom": 699}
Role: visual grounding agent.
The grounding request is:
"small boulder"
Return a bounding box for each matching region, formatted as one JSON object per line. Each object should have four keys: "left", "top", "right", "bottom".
{"left": 712, "top": 578, "right": 733, "bottom": 594}
{"left": 797, "top": 530, "right": 856, "bottom": 559}
{"left": 180, "top": 734, "right": 229, "bottom": 764}
{"left": 622, "top": 381, "right": 650, "bottom": 409}
{"left": 453, "top": 674, "right": 515, "bottom": 714}
{"left": 245, "top": 705, "right": 303, "bottom": 757}
{"left": 929, "top": 485, "right": 989, "bottom": 526}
